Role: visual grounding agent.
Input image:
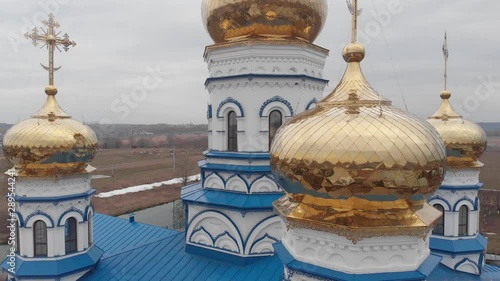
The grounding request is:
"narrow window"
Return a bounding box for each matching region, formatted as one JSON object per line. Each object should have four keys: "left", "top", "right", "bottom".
{"left": 34, "top": 221, "right": 47, "bottom": 256}
{"left": 65, "top": 218, "right": 77, "bottom": 253}
{"left": 459, "top": 205, "right": 469, "bottom": 236}
{"left": 269, "top": 110, "right": 283, "bottom": 150}
{"left": 228, "top": 111, "right": 238, "bottom": 151}
{"left": 432, "top": 204, "right": 445, "bottom": 235}
{"left": 88, "top": 213, "right": 93, "bottom": 245}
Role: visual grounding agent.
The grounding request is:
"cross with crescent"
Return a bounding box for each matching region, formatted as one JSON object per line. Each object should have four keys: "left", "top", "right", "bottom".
{"left": 24, "top": 13, "right": 76, "bottom": 86}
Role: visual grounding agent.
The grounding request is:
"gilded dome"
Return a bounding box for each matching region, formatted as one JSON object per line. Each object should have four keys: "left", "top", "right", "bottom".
{"left": 3, "top": 86, "right": 98, "bottom": 177}
{"left": 270, "top": 44, "right": 447, "bottom": 228}
{"left": 428, "top": 90, "right": 487, "bottom": 168}
{"left": 202, "top": 0, "right": 328, "bottom": 43}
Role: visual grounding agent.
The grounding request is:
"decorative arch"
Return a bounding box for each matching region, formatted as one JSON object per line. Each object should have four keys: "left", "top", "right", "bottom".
{"left": 259, "top": 95, "right": 294, "bottom": 117}
{"left": 454, "top": 258, "right": 480, "bottom": 275}
{"left": 15, "top": 211, "right": 25, "bottom": 227}
{"left": 25, "top": 210, "right": 54, "bottom": 228}
{"left": 214, "top": 232, "right": 240, "bottom": 253}
{"left": 84, "top": 205, "right": 95, "bottom": 221}
{"left": 453, "top": 197, "right": 475, "bottom": 211}
{"left": 245, "top": 215, "right": 281, "bottom": 255}
{"left": 249, "top": 175, "right": 280, "bottom": 193}
{"left": 187, "top": 210, "right": 244, "bottom": 254}
{"left": 305, "top": 98, "right": 318, "bottom": 110}
{"left": 58, "top": 207, "right": 85, "bottom": 226}
{"left": 429, "top": 196, "right": 452, "bottom": 211}
{"left": 226, "top": 174, "right": 248, "bottom": 193}
{"left": 217, "top": 97, "right": 244, "bottom": 118}
{"left": 204, "top": 173, "right": 225, "bottom": 190}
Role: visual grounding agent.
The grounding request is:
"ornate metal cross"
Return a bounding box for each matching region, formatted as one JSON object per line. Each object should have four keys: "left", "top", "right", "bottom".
{"left": 24, "top": 13, "right": 76, "bottom": 86}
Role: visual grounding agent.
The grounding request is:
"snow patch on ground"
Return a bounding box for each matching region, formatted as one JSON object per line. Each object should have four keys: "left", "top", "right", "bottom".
{"left": 95, "top": 174, "right": 200, "bottom": 198}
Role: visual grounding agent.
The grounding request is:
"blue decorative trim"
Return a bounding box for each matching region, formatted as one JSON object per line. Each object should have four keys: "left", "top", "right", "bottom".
{"left": 249, "top": 233, "right": 278, "bottom": 254}
{"left": 201, "top": 163, "right": 271, "bottom": 173}
{"left": 25, "top": 210, "right": 54, "bottom": 228}
{"left": 226, "top": 174, "right": 251, "bottom": 192}
{"left": 453, "top": 196, "right": 476, "bottom": 211}
{"left": 216, "top": 97, "right": 244, "bottom": 117}
{"left": 214, "top": 231, "right": 241, "bottom": 253}
{"left": 205, "top": 150, "right": 270, "bottom": 161}
{"left": 440, "top": 183, "right": 482, "bottom": 190}
{"left": 203, "top": 172, "right": 226, "bottom": 188}
{"left": 15, "top": 189, "right": 96, "bottom": 204}
{"left": 58, "top": 207, "right": 85, "bottom": 226}
{"left": 249, "top": 174, "right": 277, "bottom": 188}
{"left": 474, "top": 196, "right": 479, "bottom": 209}
{"left": 205, "top": 74, "right": 329, "bottom": 87}
{"left": 83, "top": 205, "right": 95, "bottom": 221}
{"left": 207, "top": 104, "right": 213, "bottom": 119}
{"left": 259, "top": 95, "right": 294, "bottom": 117}
{"left": 479, "top": 253, "right": 484, "bottom": 273}
{"left": 306, "top": 98, "right": 318, "bottom": 110}
{"left": 428, "top": 195, "right": 452, "bottom": 211}
{"left": 15, "top": 211, "right": 24, "bottom": 227}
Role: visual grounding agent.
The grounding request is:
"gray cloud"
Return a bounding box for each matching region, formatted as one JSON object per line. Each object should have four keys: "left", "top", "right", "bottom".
{"left": 0, "top": 0, "right": 499, "bottom": 125}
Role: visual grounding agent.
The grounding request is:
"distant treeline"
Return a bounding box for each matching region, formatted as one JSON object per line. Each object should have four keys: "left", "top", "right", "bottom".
{"left": 87, "top": 123, "right": 208, "bottom": 139}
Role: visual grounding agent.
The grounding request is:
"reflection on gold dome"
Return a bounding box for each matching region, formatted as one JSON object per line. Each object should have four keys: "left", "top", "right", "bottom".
{"left": 428, "top": 91, "right": 487, "bottom": 168}
{"left": 3, "top": 87, "right": 98, "bottom": 177}
{"left": 270, "top": 1, "right": 446, "bottom": 240}
{"left": 202, "top": 0, "right": 328, "bottom": 43}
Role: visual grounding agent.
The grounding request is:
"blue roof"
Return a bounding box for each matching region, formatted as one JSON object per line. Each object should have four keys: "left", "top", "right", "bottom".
{"left": 93, "top": 213, "right": 178, "bottom": 254}
{"left": 82, "top": 232, "right": 283, "bottom": 281}
{"left": 430, "top": 235, "right": 487, "bottom": 255}
{"left": 182, "top": 183, "right": 282, "bottom": 210}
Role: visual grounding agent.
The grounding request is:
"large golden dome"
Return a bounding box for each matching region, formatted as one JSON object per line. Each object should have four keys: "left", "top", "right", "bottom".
{"left": 428, "top": 90, "right": 487, "bottom": 168}
{"left": 270, "top": 43, "right": 447, "bottom": 237}
{"left": 3, "top": 86, "right": 98, "bottom": 177}
{"left": 202, "top": 0, "right": 328, "bottom": 43}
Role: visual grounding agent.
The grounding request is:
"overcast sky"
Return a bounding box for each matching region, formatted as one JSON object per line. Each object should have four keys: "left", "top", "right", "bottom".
{"left": 0, "top": 0, "right": 498, "bottom": 125}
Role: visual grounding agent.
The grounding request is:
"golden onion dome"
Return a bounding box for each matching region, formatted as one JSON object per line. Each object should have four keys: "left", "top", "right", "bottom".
{"left": 270, "top": 43, "right": 447, "bottom": 232}
{"left": 201, "top": 0, "right": 328, "bottom": 43}
{"left": 3, "top": 86, "right": 98, "bottom": 177}
{"left": 427, "top": 90, "right": 487, "bottom": 168}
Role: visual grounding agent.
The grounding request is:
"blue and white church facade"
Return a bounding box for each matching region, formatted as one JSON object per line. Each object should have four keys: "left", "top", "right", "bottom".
{"left": 182, "top": 40, "right": 329, "bottom": 260}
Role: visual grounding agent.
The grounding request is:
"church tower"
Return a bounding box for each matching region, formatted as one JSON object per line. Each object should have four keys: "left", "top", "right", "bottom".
{"left": 427, "top": 34, "right": 488, "bottom": 275}
{"left": 182, "top": 0, "right": 329, "bottom": 262}
{"left": 270, "top": 1, "right": 448, "bottom": 280}
{"left": 1, "top": 14, "right": 102, "bottom": 280}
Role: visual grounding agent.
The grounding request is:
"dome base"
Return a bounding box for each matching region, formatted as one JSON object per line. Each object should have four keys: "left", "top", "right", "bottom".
{"left": 273, "top": 194, "right": 441, "bottom": 244}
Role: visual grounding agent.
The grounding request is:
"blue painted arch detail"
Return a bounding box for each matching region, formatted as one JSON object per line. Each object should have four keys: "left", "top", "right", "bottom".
{"left": 249, "top": 233, "right": 279, "bottom": 254}
{"left": 15, "top": 211, "right": 25, "bottom": 227}
{"left": 454, "top": 257, "right": 479, "bottom": 272}
{"left": 428, "top": 195, "right": 452, "bottom": 211}
{"left": 259, "top": 95, "right": 294, "bottom": 117}
{"left": 453, "top": 196, "right": 476, "bottom": 211}
{"left": 25, "top": 210, "right": 54, "bottom": 228}
{"left": 58, "top": 206, "right": 85, "bottom": 226}
{"left": 216, "top": 97, "right": 244, "bottom": 117}
{"left": 84, "top": 205, "right": 95, "bottom": 221}
{"left": 305, "top": 98, "right": 318, "bottom": 110}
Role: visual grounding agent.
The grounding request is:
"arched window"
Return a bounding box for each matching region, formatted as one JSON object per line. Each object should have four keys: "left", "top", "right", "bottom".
{"left": 33, "top": 221, "right": 47, "bottom": 256}
{"left": 269, "top": 110, "right": 283, "bottom": 149}
{"left": 228, "top": 111, "right": 238, "bottom": 152}
{"left": 65, "top": 218, "right": 77, "bottom": 254}
{"left": 88, "top": 213, "right": 93, "bottom": 246}
{"left": 432, "top": 204, "right": 445, "bottom": 235}
{"left": 459, "top": 205, "right": 469, "bottom": 236}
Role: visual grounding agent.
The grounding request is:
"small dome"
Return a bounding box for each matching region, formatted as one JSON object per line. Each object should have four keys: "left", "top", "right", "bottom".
{"left": 270, "top": 44, "right": 447, "bottom": 213}
{"left": 3, "top": 87, "right": 98, "bottom": 177}
{"left": 428, "top": 90, "right": 487, "bottom": 168}
{"left": 202, "top": 0, "right": 328, "bottom": 43}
